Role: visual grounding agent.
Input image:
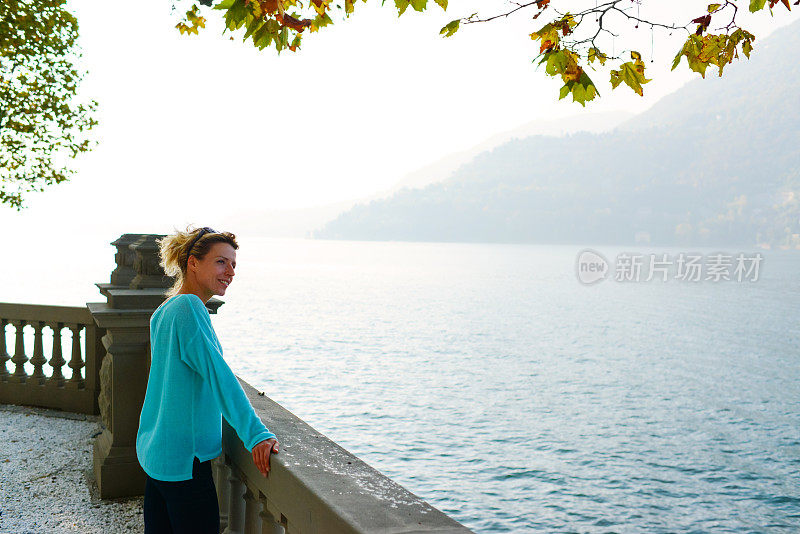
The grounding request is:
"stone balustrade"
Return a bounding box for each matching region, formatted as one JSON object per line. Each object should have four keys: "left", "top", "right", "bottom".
{"left": 0, "top": 303, "right": 103, "bottom": 414}
{"left": 212, "top": 377, "right": 473, "bottom": 534}
{"left": 0, "top": 232, "right": 474, "bottom": 533}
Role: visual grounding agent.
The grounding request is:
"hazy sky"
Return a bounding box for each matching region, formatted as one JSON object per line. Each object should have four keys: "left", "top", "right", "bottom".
{"left": 3, "top": 0, "right": 797, "bottom": 238}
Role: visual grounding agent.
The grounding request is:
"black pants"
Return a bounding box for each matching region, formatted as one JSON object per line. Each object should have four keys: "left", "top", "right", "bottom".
{"left": 144, "top": 457, "right": 220, "bottom": 534}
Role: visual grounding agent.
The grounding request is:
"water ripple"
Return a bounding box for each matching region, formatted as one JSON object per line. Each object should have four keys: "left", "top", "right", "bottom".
{"left": 210, "top": 240, "right": 800, "bottom": 533}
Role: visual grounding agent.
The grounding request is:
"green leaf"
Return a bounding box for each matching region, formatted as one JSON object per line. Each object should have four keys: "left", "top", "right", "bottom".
{"left": 749, "top": 0, "right": 767, "bottom": 12}
{"left": 742, "top": 38, "right": 753, "bottom": 58}
{"left": 290, "top": 34, "right": 302, "bottom": 51}
{"left": 234, "top": 13, "right": 251, "bottom": 30}
{"left": 310, "top": 12, "right": 334, "bottom": 32}
{"left": 410, "top": 0, "right": 427, "bottom": 11}
{"left": 439, "top": 19, "right": 459, "bottom": 37}
{"left": 274, "top": 26, "right": 289, "bottom": 52}
{"left": 543, "top": 50, "right": 568, "bottom": 76}
{"left": 708, "top": 3, "right": 722, "bottom": 13}
{"left": 395, "top": 0, "right": 410, "bottom": 15}
{"left": 434, "top": 0, "right": 447, "bottom": 9}
{"left": 560, "top": 71, "right": 598, "bottom": 106}
{"left": 252, "top": 23, "right": 273, "bottom": 49}
{"left": 224, "top": 0, "right": 250, "bottom": 30}
{"left": 671, "top": 50, "right": 683, "bottom": 71}
{"left": 243, "top": 17, "right": 265, "bottom": 40}
{"left": 214, "top": 0, "right": 236, "bottom": 10}
{"left": 0, "top": 0, "right": 99, "bottom": 209}
{"left": 672, "top": 34, "right": 703, "bottom": 73}
{"left": 311, "top": 11, "right": 334, "bottom": 32}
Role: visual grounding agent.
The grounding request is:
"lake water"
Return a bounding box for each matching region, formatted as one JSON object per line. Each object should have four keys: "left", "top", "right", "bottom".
{"left": 4, "top": 237, "right": 800, "bottom": 533}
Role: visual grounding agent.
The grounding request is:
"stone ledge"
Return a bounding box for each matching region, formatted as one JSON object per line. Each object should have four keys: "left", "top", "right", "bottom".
{"left": 0, "top": 403, "right": 99, "bottom": 422}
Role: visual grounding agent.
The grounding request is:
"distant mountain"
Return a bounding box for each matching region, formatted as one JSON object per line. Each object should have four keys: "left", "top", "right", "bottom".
{"left": 219, "top": 112, "right": 630, "bottom": 238}
{"left": 314, "top": 21, "right": 800, "bottom": 249}
{"left": 382, "top": 111, "right": 633, "bottom": 195}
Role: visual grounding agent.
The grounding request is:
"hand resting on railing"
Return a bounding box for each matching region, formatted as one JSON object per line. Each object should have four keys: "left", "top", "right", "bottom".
{"left": 252, "top": 437, "right": 279, "bottom": 477}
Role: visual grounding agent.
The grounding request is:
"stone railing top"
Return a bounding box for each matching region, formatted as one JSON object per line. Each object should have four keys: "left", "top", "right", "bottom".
{"left": 226, "top": 378, "right": 474, "bottom": 534}
{"left": 0, "top": 302, "right": 93, "bottom": 324}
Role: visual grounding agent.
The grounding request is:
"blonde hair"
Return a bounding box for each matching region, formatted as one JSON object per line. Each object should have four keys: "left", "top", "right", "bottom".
{"left": 158, "top": 225, "right": 239, "bottom": 299}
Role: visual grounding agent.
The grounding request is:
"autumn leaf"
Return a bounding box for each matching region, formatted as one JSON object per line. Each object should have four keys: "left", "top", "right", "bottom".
{"left": 692, "top": 14, "right": 712, "bottom": 34}
{"left": 672, "top": 29, "right": 755, "bottom": 77}
{"left": 176, "top": 5, "right": 207, "bottom": 35}
{"left": 587, "top": 47, "right": 607, "bottom": 65}
{"left": 556, "top": 14, "right": 576, "bottom": 36}
{"left": 610, "top": 51, "right": 651, "bottom": 96}
{"left": 310, "top": 0, "right": 329, "bottom": 15}
{"left": 563, "top": 56, "right": 582, "bottom": 82}
{"left": 191, "top": 0, "right": 779, "bottom": 105}
{"left": 262, "top": 0, "right": 279, "bottom": 14}
{"left": 281, "top": 13, "right": 312, "bottom": 32}
{"left": 530, "top": 23, "right": 560, "bottom": 53}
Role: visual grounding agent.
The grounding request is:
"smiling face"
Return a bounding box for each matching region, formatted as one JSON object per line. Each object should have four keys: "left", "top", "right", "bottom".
{"left": 185, "top": 242, "right": 237, "bottom": 302}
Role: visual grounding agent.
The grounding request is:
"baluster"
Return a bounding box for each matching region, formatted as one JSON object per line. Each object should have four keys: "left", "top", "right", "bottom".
{"left": 48, "top": 323, "right": 66, "bottom": 387}
{"left": 66, "top": 323, "right": 85, "bottom": 389}
{"left": 259, "top": 497, "right": 285, "bottom": 534}
{"left": 214, "top": 457, "right": 231, "bottom": 532}
{"left": 10, "top": 320, "right": 27, "bottom": 383}
{"left": 29, "top": 321, "right": 47, "bottom": 384}
{"left": 243, "top": 488, "right": 262, "bottom": 534}
{"left": 224, "top": 467, "right": 246, "bottom": 534}
{"left": 0, "top": 318, "right": 9, "bottom": 380}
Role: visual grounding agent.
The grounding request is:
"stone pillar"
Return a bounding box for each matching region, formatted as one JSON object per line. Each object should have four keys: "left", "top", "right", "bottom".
{"left": 89, "top": 233, "right": 222, "bottom": 498}
{"left": 109, "top": 234, "right": 140, "bottom": 287}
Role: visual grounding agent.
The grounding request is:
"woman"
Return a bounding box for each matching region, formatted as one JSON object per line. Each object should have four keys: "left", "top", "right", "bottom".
{"left": 136, "top": 226, "right": 279, "bottom": 533}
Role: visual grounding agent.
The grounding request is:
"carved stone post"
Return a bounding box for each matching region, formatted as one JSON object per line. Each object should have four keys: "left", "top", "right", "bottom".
{"left": 244, "top": 488, "right": 262, "bottom": 534}
{"left": 89, "top": 233, "right": 223, "bottom": 498}
{"left": 0, "top": 318, "right": 9, "bottom": 381}
{"left": 109, "top": 234, "right": 141, "bottom": 287}
{"left": 225, "top": 465, "right": 247, "bottom": 534}
{"left": 259, "top": 498, "right": 285, "bottom": 534}
{"left": 9, "top": 320, "right": 27, "bottom": 383}
{"left": 214, "top": 456, "right": 232, "bottom": 531}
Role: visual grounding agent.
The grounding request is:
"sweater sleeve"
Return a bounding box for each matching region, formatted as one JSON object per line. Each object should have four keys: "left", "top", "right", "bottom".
{"left": 177, "top": 301, "right": 277, "bottom": 451}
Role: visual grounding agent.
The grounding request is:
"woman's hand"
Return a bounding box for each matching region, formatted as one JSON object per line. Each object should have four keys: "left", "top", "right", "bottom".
{"left": 252, "top": 438, "right": 279, "bottom": 477}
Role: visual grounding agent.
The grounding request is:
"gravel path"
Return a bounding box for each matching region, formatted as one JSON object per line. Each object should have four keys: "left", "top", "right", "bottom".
{"left": 0, "top": 405, "right": 144, "bottom": 534}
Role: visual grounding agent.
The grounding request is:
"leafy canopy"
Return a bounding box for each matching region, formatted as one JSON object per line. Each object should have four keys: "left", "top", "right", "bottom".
{"left": 174, "top": 0, "right": 794, "bottom": 106}
{"left": 0, "top": 0, "right": 97, "bottom": 209}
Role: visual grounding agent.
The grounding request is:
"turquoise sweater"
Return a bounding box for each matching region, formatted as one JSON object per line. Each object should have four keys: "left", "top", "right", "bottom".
{"left": 136, "top": 293, "right": 276, "bottom": 481}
